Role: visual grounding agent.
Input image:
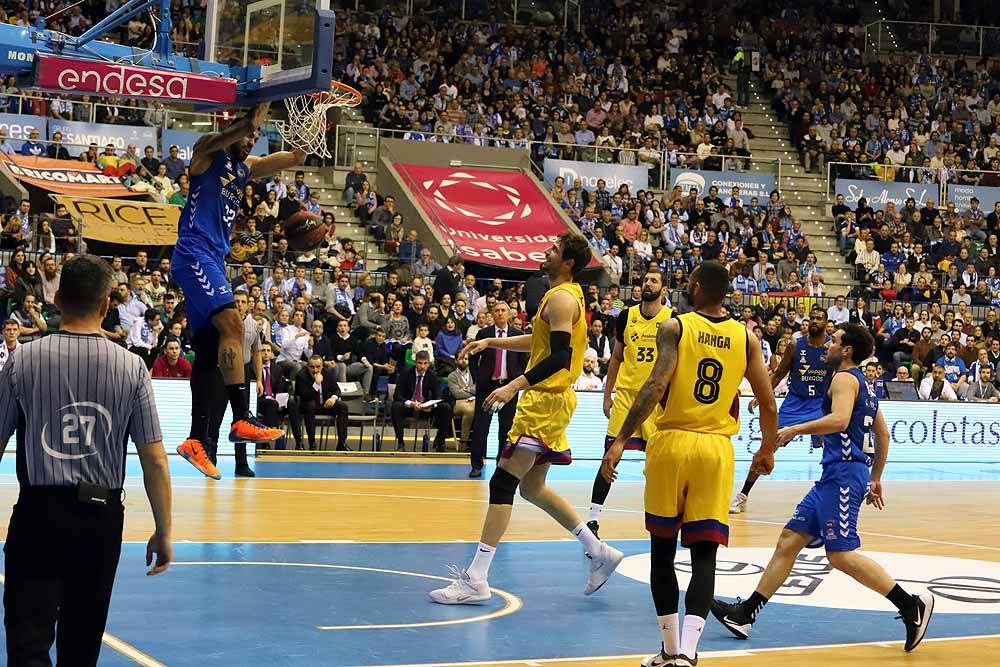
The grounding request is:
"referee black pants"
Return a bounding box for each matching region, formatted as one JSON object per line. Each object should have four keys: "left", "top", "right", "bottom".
{"left": 4, "top": 487, "right": 124, "bottom": 667}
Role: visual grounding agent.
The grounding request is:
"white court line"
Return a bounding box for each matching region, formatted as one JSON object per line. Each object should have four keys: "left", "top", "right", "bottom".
{"left": 0, "top": 574, "right": 165, "bottom": 667}
{"left": 168, "top": 483, "right": 1000, "bottom": 554}
{"left": 349, "top": 633, "right": 1000, "bottom": 667}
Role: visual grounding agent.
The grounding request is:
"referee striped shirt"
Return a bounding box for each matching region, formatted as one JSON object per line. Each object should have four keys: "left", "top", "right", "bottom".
{"left": 243, "top": 313, "right": 262, "bottom": 365}
{"left": 0, "top": 332, "right": 162, "bottom": 489}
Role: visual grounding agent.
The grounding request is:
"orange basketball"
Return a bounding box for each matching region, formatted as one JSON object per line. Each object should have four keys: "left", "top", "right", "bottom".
{"left": 284, "top": 211, "right": 328, "bottom": 251}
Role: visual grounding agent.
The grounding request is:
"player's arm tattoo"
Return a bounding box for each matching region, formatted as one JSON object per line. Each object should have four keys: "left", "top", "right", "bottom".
{"left": 616, "top": 319, "right": 679, "bottom": 440}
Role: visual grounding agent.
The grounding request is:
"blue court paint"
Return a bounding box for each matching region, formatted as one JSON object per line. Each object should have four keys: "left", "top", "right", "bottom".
{"left": 0, "top": 541, "right": 991, "bottom": 667}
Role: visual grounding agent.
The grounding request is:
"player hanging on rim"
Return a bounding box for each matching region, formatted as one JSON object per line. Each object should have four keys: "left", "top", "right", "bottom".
{"left": 710, "top": 324, "right": 935, "bottom": 652}
{"left": 429, "top": 231, "right": 625, "bottom": 605}
{"left": 730, "top": 306, "right": 831, "bottom": 514}
{"left": 602, "top": 261, "right": 778, "bottom": 667}
{"left": 172, "top": 103, "right": 306, "bottom": 479}
{"left": 587, "top": 268, "right": 673, "bottom": 539}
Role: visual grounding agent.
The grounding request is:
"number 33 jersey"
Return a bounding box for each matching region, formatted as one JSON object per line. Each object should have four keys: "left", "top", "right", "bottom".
{"left": 657, "top": 311, "right": 749, "bottom": 436}
{"left": 614, "top": 304, "right": 675, "bottom": 392}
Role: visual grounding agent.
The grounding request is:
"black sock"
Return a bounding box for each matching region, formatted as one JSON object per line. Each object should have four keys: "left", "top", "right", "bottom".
{"left": 226, "top": 383, "right": 249, "bottom": 422}
{"left": 650, "top": 534, "right": 680, "bottom": 616}
{"left": 886, "top": 584, "right": 917, "bottom": 621}
{"left": 740, "top": 474, "right": 758, "bottom": 497}
{"left": 685, "top": 542, "right": 719, "bottom": 618}
{"left": 743, "top": 591, "right": 768, "bottom": 619}
{"left": 189, "top": 380, "right": 210, "bottom": 441}
{"left": 235, "top": 443, "right": 249, "bottom": 469}
{"left": 592, "top": 437, "right": 617, "bottom": 505}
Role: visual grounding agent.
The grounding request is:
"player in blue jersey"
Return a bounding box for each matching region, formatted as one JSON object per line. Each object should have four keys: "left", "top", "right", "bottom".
{"left": 710, "top": 324, "right": 935, "bottom": 652}
{"left": 172, "top": 103, "right": 306, "bottom": 479}
{"left": 730, "top": 306, "right": 831, "bottom": 514}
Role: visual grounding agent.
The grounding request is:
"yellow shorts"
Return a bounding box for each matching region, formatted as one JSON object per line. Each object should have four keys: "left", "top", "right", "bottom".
{"left": 644, "top": 429, "right": 734, "bottom": 546}
{"left": 606, "top": 386, "right": 659, "bottom": 451}
{"left": 504, "top": 387, "right": 576, "bottom": 465}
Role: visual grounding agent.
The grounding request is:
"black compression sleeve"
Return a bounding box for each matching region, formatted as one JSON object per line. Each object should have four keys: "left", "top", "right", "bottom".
{"left": 523, "top": 330, "right": 572, "bottom": 386}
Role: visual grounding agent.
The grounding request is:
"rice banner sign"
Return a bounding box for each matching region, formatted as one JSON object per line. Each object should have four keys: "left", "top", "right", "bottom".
{"left": 54, "top": 195, "right": 179, "bottom": 246}
{"left": 670, "top": 169, "right": 777, "bottom": 201}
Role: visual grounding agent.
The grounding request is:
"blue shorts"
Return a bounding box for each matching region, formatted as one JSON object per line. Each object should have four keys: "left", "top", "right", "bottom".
{"left": 778, "top": 393, "right": 824, "bottom": 429}
{"left": 784, "top": 462, "right": 870, "bottom": 552}
{"left": 170, "top": 247, "right": 233, "bottom": 334}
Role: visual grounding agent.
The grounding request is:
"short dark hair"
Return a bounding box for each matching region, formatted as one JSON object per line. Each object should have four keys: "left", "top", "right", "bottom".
{"left": 57, "top": 255, "right": 114, "bottom": 318}
{"left": 414, "top": 350, "right": 431, "bottom": 362}
{"left": 447, "top": 254, "right": 464, "bottom": 267}
{"left": 840, "top": 323, "right": 874, "bottom": 363}
{"left": 558, "top": 231, "right": 591, "bottom": 279}
{"left": 810, "top": 305, "right": 828, "bottom": 320}
{"left": 692, "top": 260, "right": 729, "bottom": 306}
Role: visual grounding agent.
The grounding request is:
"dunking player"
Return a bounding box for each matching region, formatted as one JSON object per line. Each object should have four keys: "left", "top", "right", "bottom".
{"left": 602, "top": 261, "right": 777, "bottom": 667}
{"left": 429, "top": 231, "right": 624, "bottom": 604}
{"left": 587, "top": 268, "right": 673, "bottom": 538}
{"left": 710, "top": 324, "right": 935, "bottom": 652}
{"left": 172, "top": 103, "right": 303, "bottom": 478}
{"left": 730, "top": 306, "right": 831, "bottom": 514}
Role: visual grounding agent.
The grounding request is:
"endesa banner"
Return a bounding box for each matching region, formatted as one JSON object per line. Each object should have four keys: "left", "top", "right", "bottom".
{"left": 0, "top": 112, "right": 46, "bottom": 153}
{"left": 834, "top": 178, "right": 936, "bottom": 208}
{"left": 0, "top": 154, "right": 136, "bottom": 197}
{"left": 670, "top": 168, "right": 777, "bottom": 202}
{"left": 33, "top": 54, "right": 238, "bottom": 105}
{"left": 947, "top": 182, "right": 1000, "bottom": 212}
{"left": 549, "top": 393, "right": 1000, "bottom": 463}
{"left": 53, "top": 195, "right": 179, "bottom": 246}
{"left": 396, "top": 164, "right": 574, "bottom": 270}
{"left": 543, "top": 158, "right": 649, "bottom": 191}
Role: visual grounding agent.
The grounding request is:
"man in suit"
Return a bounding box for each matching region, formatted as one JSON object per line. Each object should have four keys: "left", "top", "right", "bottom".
{"left": 257, "top": 345, "right": 304, "bottom": 450}
{"left": 294, "top": 355, "right": 350, "bottom": 451}
{"left": 433, "top": 255, "right": 465, "bottom": 303}
{"left": 467, "top": 301, "right": 526, "bottom": 477}
{"left": 447, "top": 352, "right": 476, "bottom": 449}
{"left": 391, "top": 350, "right": 454, "bottom": 451}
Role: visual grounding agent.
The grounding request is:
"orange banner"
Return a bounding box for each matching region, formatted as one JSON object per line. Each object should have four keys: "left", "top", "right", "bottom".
{"left": 0, "top": 154, "right": 137, "bottom": 197}
{"left": 54, "top": 195, "right": 179, "bottom": 246}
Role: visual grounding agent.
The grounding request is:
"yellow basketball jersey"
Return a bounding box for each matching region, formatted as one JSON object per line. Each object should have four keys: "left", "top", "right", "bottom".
{"left": 526, "top": 281, "right": 587, "bottom": 392}
{"left": 657, "top": 311, "right": 748, "bottom": 436}
{"left": 616, "top": 304, "right": 675, "bottom": 392}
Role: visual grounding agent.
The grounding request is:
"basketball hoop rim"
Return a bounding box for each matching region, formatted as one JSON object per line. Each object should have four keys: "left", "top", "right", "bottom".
{"left": 310, "top": 80, "right": 362, "bottom": 107}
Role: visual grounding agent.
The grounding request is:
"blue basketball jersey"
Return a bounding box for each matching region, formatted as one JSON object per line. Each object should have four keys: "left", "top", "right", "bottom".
{"left": 176, "top": 151, "right": 250, "bottom": 258}
{"left": 820, "top": 367, "right": 878, "bottom": 467}
{"left": 787, "top": 336, "right": 831, "bottom": 400}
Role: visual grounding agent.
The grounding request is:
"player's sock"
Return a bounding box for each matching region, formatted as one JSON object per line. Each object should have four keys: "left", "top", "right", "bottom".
{"left": 226, "top": 383, "right": 250, "bottom": 422}
{"left": 886, "top": 584, "right": 918, "bottom": 621}
{"left": 679, "top": 615, "right": 705, "bottom": 658}
{"left": 743, "top": 591, "right": 769, "bottom": 619}
{"left": 571, "top": 522, "right": 602, "bottom": 555}
{"left": 188, "top": 376, "right": 211, "bottom": 441}
{"left": 740, "top": 475, "right": 757, "bottom": 496}
{"left": 467, "top": 542, "right": 495, "bottom": 581}
{"left": 588, "top": 503, "right": 603, "bottom": 523}
{"left": 657, "top": 613, "right": 680, "bottom": 656}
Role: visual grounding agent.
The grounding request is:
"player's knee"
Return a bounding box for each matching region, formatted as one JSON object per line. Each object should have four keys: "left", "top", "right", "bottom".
{"left": 518, "top": 479, "right": 543, "bottom": 504}
{"left": 825, "top": 549, "right": 855, "bottom": 572}
{"left": 488, "top": 468, "right": 520, "bottom": 505}
{"left": 775, "top": 528, "right": 805, "bottom": 554}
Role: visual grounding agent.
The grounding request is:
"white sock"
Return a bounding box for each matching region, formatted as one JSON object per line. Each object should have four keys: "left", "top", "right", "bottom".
{"left": 572, "top": 522, "right": 602, "bottom": 555}
{"left": 680, "top": 615, "right": 706, "bottom": 659}
{"left": 589, "top": 503, "right": 603, "bottom": 523}
{"left": 657, "top": 613, "right": 680, "bottom": 656}
{"left": 467, "top": 542, "right": 495, "bottom": 581}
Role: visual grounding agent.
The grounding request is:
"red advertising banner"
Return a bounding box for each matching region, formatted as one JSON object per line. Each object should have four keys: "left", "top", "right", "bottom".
{"left": 0, "top": 155, "right": 138, "bottom": 197}
{"left": 33, "top": 54, "right": 237, "bottom": 105}
{"left": 396, "top": 164, "right": 572, "bottom": 270}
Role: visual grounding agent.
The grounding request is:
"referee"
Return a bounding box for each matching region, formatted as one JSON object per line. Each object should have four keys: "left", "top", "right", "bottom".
{"left": 205, "top": 290, "right": 263, "bottom": 477}
{"left": 0, "top": 254, "right": 172, "bottom": 666}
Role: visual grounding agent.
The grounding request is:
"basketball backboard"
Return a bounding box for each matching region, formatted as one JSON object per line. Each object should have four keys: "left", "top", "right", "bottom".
{"left": 205, "top": 0, "right": 333, "bottom": 103}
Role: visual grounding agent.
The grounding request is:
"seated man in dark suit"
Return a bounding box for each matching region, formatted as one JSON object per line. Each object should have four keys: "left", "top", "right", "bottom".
{"left": 294, "top": 355, "right": 350, "bottom": 451}
{"left": 257, "top": 345, "right": 304, "bottom": 449}
{"left": 391, "top": 349, "right": 453, "bottom": 451}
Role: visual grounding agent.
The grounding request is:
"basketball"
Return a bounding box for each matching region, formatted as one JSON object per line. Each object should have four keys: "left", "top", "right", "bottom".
{"left": 284, "top": 211, "right": 328, "bottom": 251}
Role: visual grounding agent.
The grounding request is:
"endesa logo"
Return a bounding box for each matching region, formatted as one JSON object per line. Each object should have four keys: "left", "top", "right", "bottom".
{"left": 33, "top": 54, "right": 237, "bottom": 105}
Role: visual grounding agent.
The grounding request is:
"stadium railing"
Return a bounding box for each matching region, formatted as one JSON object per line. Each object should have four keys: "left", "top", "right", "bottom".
{"left": 0, "top": 93, "right": 219, "bottom": 131}
{"left": 864, "top": 19, "right": 1000, "bottom": 57}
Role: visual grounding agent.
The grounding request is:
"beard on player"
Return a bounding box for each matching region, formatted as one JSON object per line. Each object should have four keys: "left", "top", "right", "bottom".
{"left": 808, "top": 321, "right": 824, "bottom": 337}
{"left": 641, "top": 285, "right": 661, "bottom": 302}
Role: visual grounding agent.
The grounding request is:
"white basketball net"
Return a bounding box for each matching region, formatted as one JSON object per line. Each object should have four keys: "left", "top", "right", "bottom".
{"left": 274, "top": 85, "right": 361, "bottom": 159}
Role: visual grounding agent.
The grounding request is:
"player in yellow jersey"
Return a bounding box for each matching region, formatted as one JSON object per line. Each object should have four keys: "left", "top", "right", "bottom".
{"left": 587, "top": 268, "right": 673, "bottom": 539}
{"left": 602, "top": 261, "right": 778, "bottom": 667}
{"left": 430, "top": 231, "right": 625, "bottom": 605}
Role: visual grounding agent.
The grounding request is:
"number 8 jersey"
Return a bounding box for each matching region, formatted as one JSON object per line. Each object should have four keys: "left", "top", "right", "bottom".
{"left": 615, "top": 304, "right": 675, "bottom": 392}
{"left": 657, "top": 311, "right": 749, "bottom": 436}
